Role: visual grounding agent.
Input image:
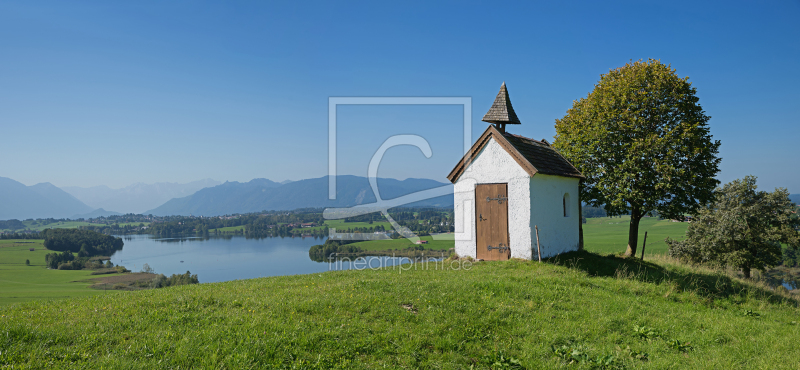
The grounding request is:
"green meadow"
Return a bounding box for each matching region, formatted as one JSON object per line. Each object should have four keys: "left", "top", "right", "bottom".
{"left": 350, "top": 234, "right": 455, "bottom": 252}
{"left": 116, "top": 222, "right": 151, "bottom": 227}
{"left": 2, "top": 221, "right": 96, "bottom": 232}
{"left": 324, "top": 219, "right": 393, "bottom": 231}
{"left": 1, "top": 252, "right": 798, "bottom": 368}
{"left": 345, "top": 216, "right": 689, "bottom": 256}
{"left": 583, "top": 216, "right": 689, "bottom": 255}
{"left": 2, "top": 218, "right": 799, "bottom": 368}
{"left": 0, "top": 240, "right": 117, "bottom": 306}
{"left": 0, "top": 220, "right": 150, "bottom": 233}
{"left": 0, "top": 216, "right": 688, "bottom": 306}
{"left": 210, "top": 225, "right": 246, "bottom": 233}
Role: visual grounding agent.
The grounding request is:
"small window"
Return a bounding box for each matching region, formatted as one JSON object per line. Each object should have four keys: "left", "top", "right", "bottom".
{"left": 563, "top": 193, "right": 570, "bottom": 217}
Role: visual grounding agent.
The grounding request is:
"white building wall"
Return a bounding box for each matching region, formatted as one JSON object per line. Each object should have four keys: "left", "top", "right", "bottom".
{"left": 454, "top": 138, "right": 532, "bottom": 259}
{"left": 529, "top": 174, "right": 580, "bottom": 258}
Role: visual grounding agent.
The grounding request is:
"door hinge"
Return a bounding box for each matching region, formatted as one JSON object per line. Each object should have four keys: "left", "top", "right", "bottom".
{"left": 487, "top": 243, "right": 509, "bottom": 253}
{"left": 486, "top": 195, "right": 508, "bottom": 204}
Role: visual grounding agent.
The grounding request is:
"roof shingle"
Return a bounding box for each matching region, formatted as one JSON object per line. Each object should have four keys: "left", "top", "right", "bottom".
{"left": 501, "top": 132, "right": 583, "bottom": 178}
{"left": 447, "top": 125, "right": 583, "bottom": 183}
{"left": 482, "top": 82, "right": 521, "bottom": 125}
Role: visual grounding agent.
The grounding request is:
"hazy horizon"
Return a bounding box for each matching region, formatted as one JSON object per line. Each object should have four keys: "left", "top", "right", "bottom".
{"left": 2, "top": 1, "right": 798, "bottom": 193}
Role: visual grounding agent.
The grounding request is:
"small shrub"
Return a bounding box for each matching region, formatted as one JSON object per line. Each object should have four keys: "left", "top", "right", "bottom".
{"left": 743, "top": 309, "right": 761, "bottom": 318}
{"left": 150, "top": 271, "right": 199, "bottom": 289}
{"left": 57, "top": 260, "right": 85, "bottom": 270}
{"left": 551, "top": 340, "right": 590, "bottom": 364}
{"left": 114, "top": 266, "right": 130, "bottom": 273}
{"left": 667, "top": 339, "right": 693, "bottom": 353}
{"left": 620, "top": 345, "right": 648, "bottom": 361}
{"left": 484, "top": 352, "right": 525, "bottom": 369}
{"left": 25, "top": 259, "right": 30, "bottom": 266}
{"left": 713, "top": 335, "right": 731, "bottom": 344}
{"left": 587, "top": 354, "right": 623, "bottom": 369}
{"left": 632, "top": 325, "right": 660, "bottom": 340}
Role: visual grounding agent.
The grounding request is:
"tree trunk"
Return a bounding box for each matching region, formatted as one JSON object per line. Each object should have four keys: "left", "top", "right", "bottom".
{"left": 742, "top": 265, "right": 751, "bottom": 279}
{"left": 624, "top": 208, "right": 642, "bottom": 257}
{"left": 578, "top": 196, "right": 584, "bottom": 251}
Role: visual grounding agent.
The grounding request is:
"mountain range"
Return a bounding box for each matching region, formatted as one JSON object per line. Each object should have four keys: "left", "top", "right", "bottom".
{"left": 146, "top": 175, "right": 454, "bottom": 216}
{"left": 1, "top": 174, "right": 795, "bottom": 220}
{"left": 62, "top": 179, "right": 221, "bottom": 214}
{"left": 0, "top": 177, "right": 93, "bottom": 220}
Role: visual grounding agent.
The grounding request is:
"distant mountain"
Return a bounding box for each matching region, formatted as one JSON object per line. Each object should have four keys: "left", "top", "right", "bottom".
{"left": 0, "top": 177, "right": 94, "bottom": 220}
{"left": 790, "top": 194, "right": 800, "bottom": 206}
{"left": 62, "top": 179, "right": 221, "bottom": 214}
{"left": 72, "top": 208, "right": 122, "bottom": 219}
{"left": 146, "top": 176, "right": 453, "bottom": 216}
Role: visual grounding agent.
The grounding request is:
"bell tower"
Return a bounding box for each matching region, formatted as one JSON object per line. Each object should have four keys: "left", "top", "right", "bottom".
{"left": 481, "top": 82, "right": 521, "bottom": 133}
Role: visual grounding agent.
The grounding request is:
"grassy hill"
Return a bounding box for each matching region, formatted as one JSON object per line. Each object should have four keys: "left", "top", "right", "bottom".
{"left": 0, "top": 240, "right": 120, "bottom": 306}
{"left": 0, "top": 216, "right": 691, "bottom": 307}
{"left": 349, "top": 233, "right": 454, "bottom": 252}
{"left": 583, "top": 216, "right": 689, "bottom": 255}
{"left": 1, "top": 252, "right": 798, "bottom": 368}
{"left": 0, "top": 220, "right": 150, "bottom": 233}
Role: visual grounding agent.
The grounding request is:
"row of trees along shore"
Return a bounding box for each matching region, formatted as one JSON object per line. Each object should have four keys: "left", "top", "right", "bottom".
{"left": 117, "top": 207, "right": 453, "bottom": 238}
{"left": 41, "top": 229, "right": 124, "bottom": 270}
{"left": 554, "top": 58, "right": 799, "bottom": 278}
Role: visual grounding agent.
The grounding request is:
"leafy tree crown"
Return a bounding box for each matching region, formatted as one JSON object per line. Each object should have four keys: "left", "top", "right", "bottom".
{"left": 554, "top": 59, "right": 721, "bottom": 220}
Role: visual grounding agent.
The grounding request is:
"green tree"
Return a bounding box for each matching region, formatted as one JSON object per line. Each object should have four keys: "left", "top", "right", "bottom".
{"left": 666, "top": 176, "right": 800, "bottom": 278}
{"left": 554, "top": 59, "right": 721, "bottom": 257}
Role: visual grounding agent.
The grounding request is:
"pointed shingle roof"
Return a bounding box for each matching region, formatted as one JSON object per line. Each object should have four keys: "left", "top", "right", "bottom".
{"left": 482, "top": 82, "right": 521, "bottom": 125}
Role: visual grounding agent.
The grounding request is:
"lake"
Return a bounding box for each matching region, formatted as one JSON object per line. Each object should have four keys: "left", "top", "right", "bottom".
{"left": 110, "top": 235, "right": 422, "bottom": 283}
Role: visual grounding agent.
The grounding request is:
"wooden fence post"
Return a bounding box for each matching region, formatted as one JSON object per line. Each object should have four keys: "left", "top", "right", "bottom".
{"left": 535, "top": 225, "right": 542, "bottom": 262}
{"left": 640, "top": 231, "right": 648, "bottom": 260}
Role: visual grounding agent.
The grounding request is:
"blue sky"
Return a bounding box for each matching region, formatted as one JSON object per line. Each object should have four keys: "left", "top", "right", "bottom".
{"left": 1, "top": 1, "right": 798, "bottom": 193}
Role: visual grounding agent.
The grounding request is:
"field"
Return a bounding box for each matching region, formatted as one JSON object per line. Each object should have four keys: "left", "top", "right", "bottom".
{"left": 116, "top": 222, "right": 151, "bottom": 227}
{"left": 324, "top": 219, "right": 393, "bottom": 231}
{"left": 583, "top": 216, "right": 689, "bottom": 255}
{"left": 1, "top": 252, "right": 798, "bottom": 368}
{"left": 0, "top": 216, "right": 689, "bottom": 307}
{"left": 210, "top": 225, "right": 245, "bottom": 232}
{"left": 0, "top": 220, "right": 150, "bottom": 232}
{"left": 346, "top": 216, "right": 689, "bottom": 256}
{"left": 1, "top": 220, "right": 96, "bottom": 232}
{"left": 210, "top": 220, "right": 393, "bottom": 234}
{"left": 350, "top": 234, "right": 455, "bottom": 252}
{"left": 0, "top": 240, "right": 119, "bottom": 306}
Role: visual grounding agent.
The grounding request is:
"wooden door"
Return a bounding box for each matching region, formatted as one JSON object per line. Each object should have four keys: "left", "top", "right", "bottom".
{"left": 475, "top": 183, "right": 510, "bottom": 261}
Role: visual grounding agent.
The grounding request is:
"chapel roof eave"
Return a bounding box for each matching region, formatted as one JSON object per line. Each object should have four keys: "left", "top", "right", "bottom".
{"left": 447, "top": 125, "right": 584, "bottom": 184}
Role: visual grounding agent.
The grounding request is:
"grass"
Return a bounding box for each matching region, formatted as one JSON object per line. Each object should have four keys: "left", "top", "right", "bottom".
{"left": 0, "top": 221, "right": 98, "bottom": 232}
{"left": 1, "top": 252, "right": 798, "bottom": 368}
{"left": 210, "top": 225, "right": 246, "bottom": 233}
{"left": 116, "top": 222, "right": 151, "bottom": 227}
{"left": 0, "top": 221, "right": 150, "bottom": 233}
{"left": 324, "top": 219, "right": 393, "bottom": 231}
{"left": 0, "top": 240, "right": 119, "bottom": 306}
{"left": 345, "top": 215, "right": 689, "bottom": 257}
{"left": 350, "top": 234, "right": 455, "bottom": 252}
{"left": 209, "top": 220, "right": 392, "bottom": 234}
{"left": 583, "top": 215, "right": 689, "bottom": 255}
{"left": 0, "top": 216, "right": 689, "bottom": 307}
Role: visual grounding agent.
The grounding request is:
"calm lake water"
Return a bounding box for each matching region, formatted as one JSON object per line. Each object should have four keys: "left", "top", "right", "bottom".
{"left": 110, "top": 235, "right": 418, "bottom": 283}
